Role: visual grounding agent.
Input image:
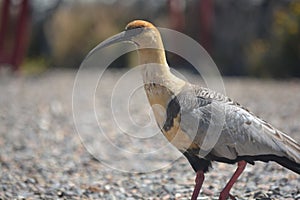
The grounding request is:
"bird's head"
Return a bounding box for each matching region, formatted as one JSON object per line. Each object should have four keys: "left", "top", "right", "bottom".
{"left": 98, "top": 20, "right": 164, "bottom": 50}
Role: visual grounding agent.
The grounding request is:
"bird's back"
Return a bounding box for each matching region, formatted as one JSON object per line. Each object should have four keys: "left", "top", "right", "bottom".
{"left": 173, "top": 84, "right": 300, "bottom": 174}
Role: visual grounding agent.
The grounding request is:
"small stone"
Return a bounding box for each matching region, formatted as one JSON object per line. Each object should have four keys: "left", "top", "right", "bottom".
{"left": 18, "top": 195, "right": 26, "bottom": 200}
{"left": 162, "top": 194, "right": 171, "bottom": 200}
{"left": 197, "top": 196, "right": 210, "bottom": 200}
{"left": 163, "top": 184, "right": 174, "bottom": 194}
{"left": 270, "top": 186, "right": 280, "bottom": 195}
{"left": 25, "top": 178, "right": 36, "bottom": 184}
{"left": 57, "top": 190, "right": 64, "bottom": 197}
{"left": 5, "top": 192, "right": 13, "bottom": 198}
{"left": 253, "top": 191, "right": 270, "bottom": 199}
{"left": 64, "top": 190, "right": 76, "bottom": 196}
{"left": 51, "top": 100, "right": 63, "bottom": 115}
{"left": 104, "top": 184, "right": 111, "bottom": 191}
{"left": 88, "top": 185, "right": 102, "bottom": 193}
{"left": 202, "top": 188, "right": 214, "bottom": 196}
{"left": 119, "top": 187, "right": 125, "bottom": 193}
{"left": 175, "top": 193, "right": 182, "bottom": 198}
{"left": 17, "top": 181, "right": 27, "bottom": 189}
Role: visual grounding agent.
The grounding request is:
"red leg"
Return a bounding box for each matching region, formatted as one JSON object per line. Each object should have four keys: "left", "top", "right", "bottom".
{"left": 191, "top": 170, "right": 205, "bottom": 200}
{"left": 219, "top": 161, "right": 247, "bottom": 200}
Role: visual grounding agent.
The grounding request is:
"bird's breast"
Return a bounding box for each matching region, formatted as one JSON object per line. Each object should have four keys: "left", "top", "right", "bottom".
{"left": 144, "top": 83, "right": 198, "bottom": 150}
{"left": 144, "top": 83, "right": 171, "bottom": 129}
{"left": 162, "top": 115, "right": 198, "bottom": 150}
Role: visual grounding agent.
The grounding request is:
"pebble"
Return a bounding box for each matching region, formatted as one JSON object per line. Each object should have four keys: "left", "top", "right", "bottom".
{"left": 5, "top": 192, "right": 13, "bottom": 198}
{"left": 175, "top": 193, "right": 182, "bottom": 198}
{"left": 197, "top": 197, "right": 210, "bottom": 200}
{"left": 119, "top": 187, "right": 126, "bottom": 193}
{"left": 0, "top": 71, "right": 300, "bottom": 199}
{"left": 104, "top": 184, "right": 111, "bottom": 191}
{"left": 163, "top": 184, "right": 175, "bottom": 194}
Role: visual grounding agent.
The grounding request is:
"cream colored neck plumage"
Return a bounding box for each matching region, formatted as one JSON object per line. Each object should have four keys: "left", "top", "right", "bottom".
{"left": 138, "top": 47, "right": 185, "bottom": 96}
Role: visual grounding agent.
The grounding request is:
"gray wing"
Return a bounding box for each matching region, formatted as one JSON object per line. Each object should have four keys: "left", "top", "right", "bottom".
{"left": 177, "top": 85, "right": 300, "bottom": 163}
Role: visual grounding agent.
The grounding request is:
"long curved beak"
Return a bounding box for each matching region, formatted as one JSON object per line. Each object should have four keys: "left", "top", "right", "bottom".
{"left": 86, "top": 31, "right": 134, "bottom": 58}
{"left": 97, "top": 31, "right": 130, "bottom": 49}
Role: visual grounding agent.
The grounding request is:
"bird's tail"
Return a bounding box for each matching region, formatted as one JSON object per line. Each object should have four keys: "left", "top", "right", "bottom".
{"left": 273, "top": 156, "right": 300, "bottom": 174}
{"left": 272, "top": 130, "right": 300, "bottom": 174}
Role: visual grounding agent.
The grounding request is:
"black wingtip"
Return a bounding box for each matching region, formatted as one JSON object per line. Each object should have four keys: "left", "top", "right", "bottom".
{"left": 274, "top": 156, "right": 300, "bottom": 174}
{"left": 242, "top": 155, "right": 300, "bottom": 175}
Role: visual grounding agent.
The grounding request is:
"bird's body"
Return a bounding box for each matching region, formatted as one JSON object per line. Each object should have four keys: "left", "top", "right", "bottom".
{"left": 165, "top": 84, "right": 300, "bottom": 171}
{"left": 142, "top": 60, "right": 300, "bottom": 173}
{"left": 96, "top": 20, "right": 300, "bottom": 200}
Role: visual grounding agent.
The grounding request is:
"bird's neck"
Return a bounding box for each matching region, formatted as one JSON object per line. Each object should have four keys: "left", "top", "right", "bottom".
{"left": 138, "top": 48, "right": 186, "bottom": 97}
{"left": 138, "top": 48, "right": 167, "bottom": 66}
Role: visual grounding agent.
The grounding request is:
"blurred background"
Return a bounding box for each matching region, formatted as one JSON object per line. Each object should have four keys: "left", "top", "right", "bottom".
{"left": 2, "top": 1, "right": 300, "bottom": 199}
{"left": 0, "top": 0, "right": 299, "bottom": 77}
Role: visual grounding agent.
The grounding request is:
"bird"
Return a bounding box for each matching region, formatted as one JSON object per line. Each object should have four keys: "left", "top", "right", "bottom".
{"left": 95, "top": 20, "right": 300, "bottom": 200}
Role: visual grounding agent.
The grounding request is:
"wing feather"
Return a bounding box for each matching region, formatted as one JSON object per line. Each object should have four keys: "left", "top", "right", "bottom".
{"left": 177, "top": 85, "right": 300, "bottom": 163}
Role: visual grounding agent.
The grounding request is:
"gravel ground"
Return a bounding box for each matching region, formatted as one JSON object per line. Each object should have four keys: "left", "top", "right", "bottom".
{"left": 0, "top": 69, "right": 299, "bottom": 200}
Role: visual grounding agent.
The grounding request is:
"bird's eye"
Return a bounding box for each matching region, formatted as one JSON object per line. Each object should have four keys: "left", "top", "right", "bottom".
{"left": 125, "top": 25, "right": 145, "bottom": 30}
{"left": 124, "top": 26, "right": 144, "bottom": 38}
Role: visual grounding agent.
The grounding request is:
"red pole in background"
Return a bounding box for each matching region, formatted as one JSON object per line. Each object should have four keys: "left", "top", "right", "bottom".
{"left": 168, "top": 0, "right": 213, "bottom": 53}
{"left": 0, "top": 0, "right": 10, "bottom": 59}
{"left": 0, "top": 0, "right": 30, "bottom": 71}
{"left": 11, "top": 0, "right": 29, "bottom": 71}
{"left": 199, "top": 0, "right": 214, "bottom": 53}
{"left": 168, "top": 0, "right": 185, "bottom": 32}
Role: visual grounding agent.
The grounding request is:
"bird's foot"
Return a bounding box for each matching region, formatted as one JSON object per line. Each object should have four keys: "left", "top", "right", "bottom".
{"left": 191, "top": 171, "right": 205, "bottom": 200}
{"left": 219, "top": 191, "right": 236, "bottom": 200}
{"left": 228, "top": 193, "right": 236, "bottom": 200}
